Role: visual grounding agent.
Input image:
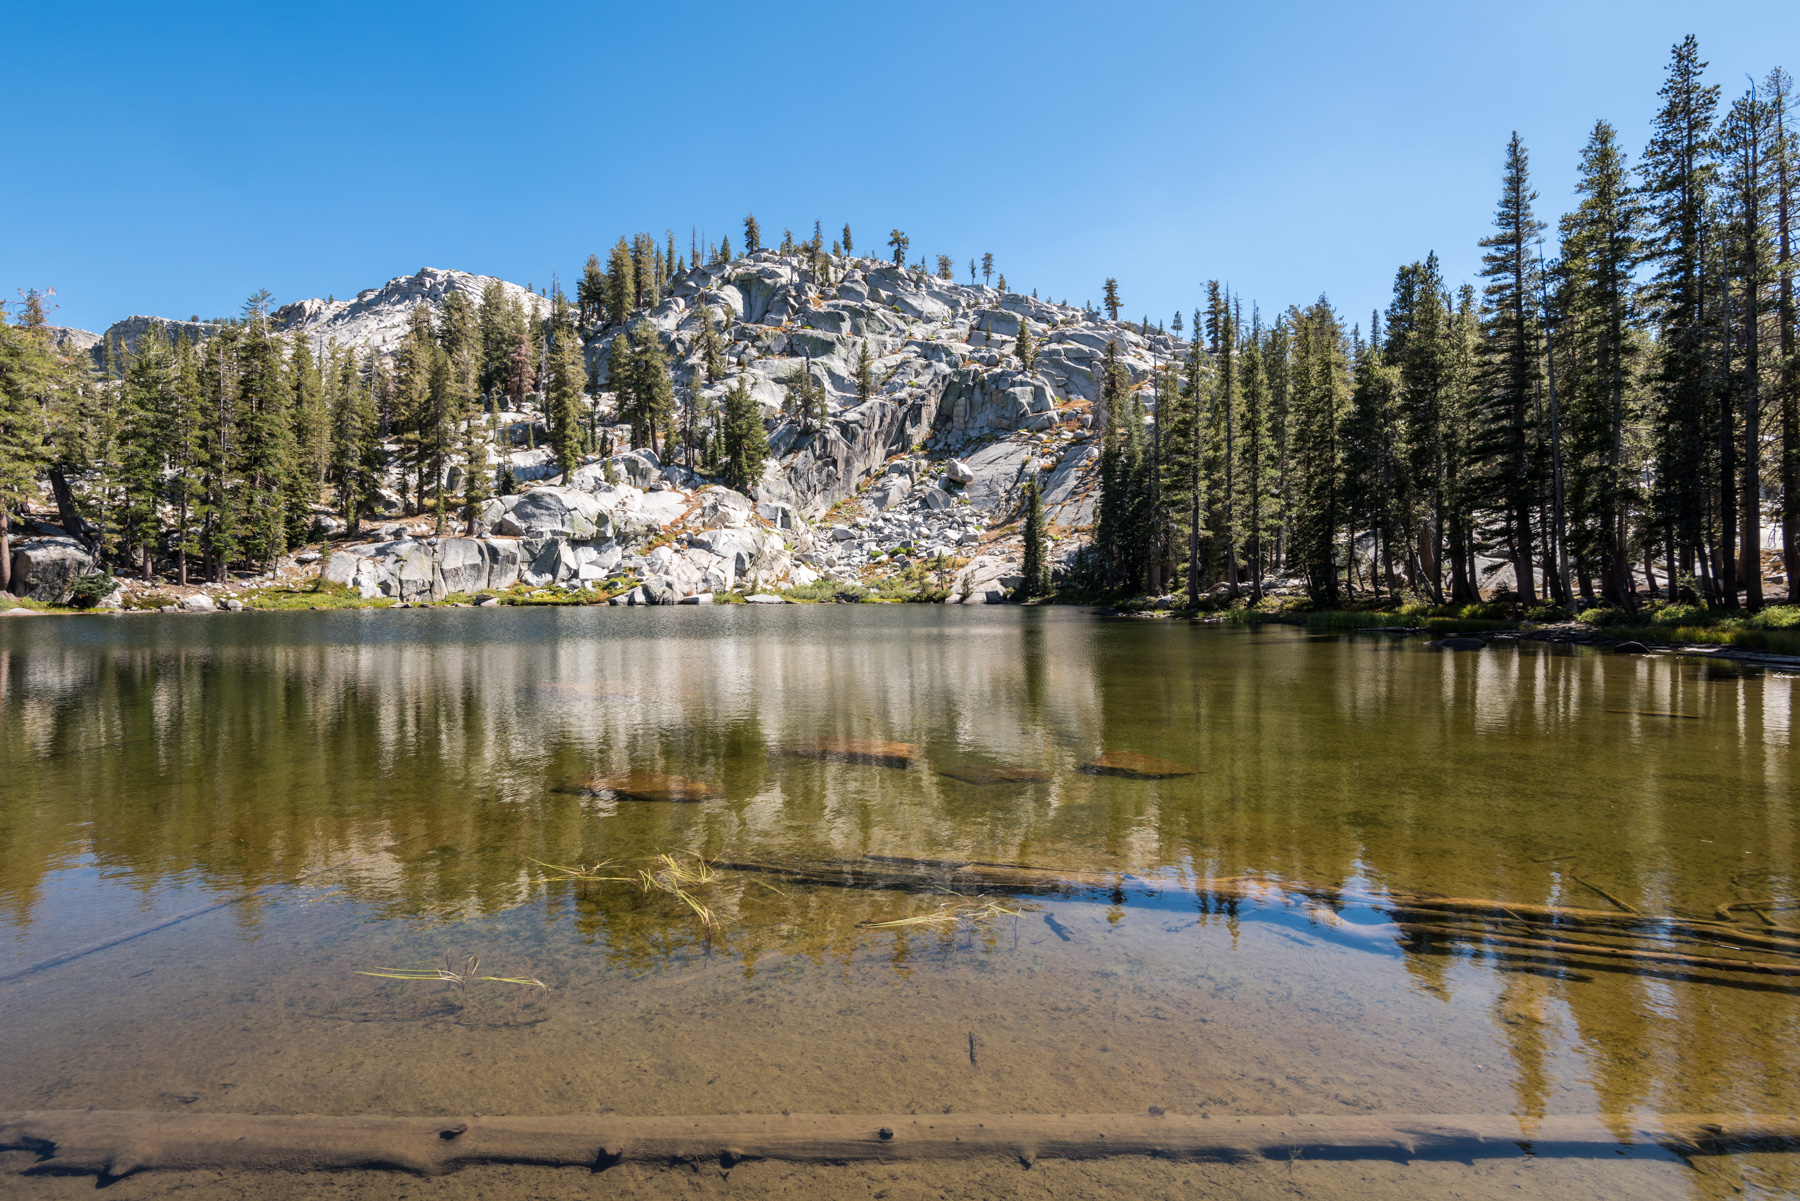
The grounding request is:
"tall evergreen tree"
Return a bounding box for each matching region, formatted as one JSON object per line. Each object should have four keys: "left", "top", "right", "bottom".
{"left": 578, "top": 253, "right": 606, "bottom": 327}
{"left": 616, "top": 320, "right": 674, "bottom": 455}
{"left": 981, "top": 252, "right": 994, "bottom": 285}
{"left": 545, "top": 293, "right": 588, "bottom": 479}
{"left": 229, "top": 293, "right": 299, "bottom": 569}
{"left": 1720, "top": 79, "right": 1778, "bottom": 608}
{"left": 1018, "top": 478, "right": 1048, "bottom": 599}
{"left": 1476, "top": 133, "right": 1548, "bottom": 604}
{"left": 1288, "top": 300, "right": 1350, "bottom": 604}
{"left": 0, "top": 302, "right": 52, "bottom": 593}
{"left": 606, "top": 238, "right": 636, "bottom": 326}
{"left": 1103, "top": 278, "right": 1122, "bottom": 322}
{"left": 888, "top": 229, "right": 909, "bottom": 265}
{"left": 1640, "top": 34, "right": 1721, "bottom": 600}
{"left": 743, "top": 214, "right": 762, "bottom": 254}
{"left": 1771, "top": 67, "right": 1800, "bottom": 600}
{"left": 117, "top": 326, "right": 176, "bottom": 577}
{"left": 1556, "top": 120, "right": 1642, "bottom": 607}
{"left": 329, "top": 346, "right": 378, "bottom": 540}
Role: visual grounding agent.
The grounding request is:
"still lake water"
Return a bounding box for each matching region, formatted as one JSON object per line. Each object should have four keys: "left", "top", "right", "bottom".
{"left": 1, "top": 606, "right": 1796, "bottom": 1198}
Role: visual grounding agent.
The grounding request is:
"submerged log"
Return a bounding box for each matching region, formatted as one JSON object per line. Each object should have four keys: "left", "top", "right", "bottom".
{"left": 1080, "top": 753, "right": 1197, "bottom": 779}
{"left": 935, "top": 765, "right": 1051, "bottom": 786}
{"left": 778, "top": 738, "right": 919, "bottom": 769}
{"left": 4, "top": 1109, "right": 1796, "bottom": 1178}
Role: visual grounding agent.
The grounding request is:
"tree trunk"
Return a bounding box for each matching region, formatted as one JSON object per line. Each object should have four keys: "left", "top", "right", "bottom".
{"left": 0, "top": 502, "right": 11, "bottom": 594}
{"left": 48, "top": 467, "right": 93, "bottom": 550}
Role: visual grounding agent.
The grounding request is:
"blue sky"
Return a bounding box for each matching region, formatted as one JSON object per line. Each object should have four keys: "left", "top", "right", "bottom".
{"left": 7, "top": 1, "right": 1798, "bottom": 336}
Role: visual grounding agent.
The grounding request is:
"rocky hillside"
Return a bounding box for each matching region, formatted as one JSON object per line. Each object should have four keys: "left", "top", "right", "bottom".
{"left": 272, "top": 267, "right": 550, "bottom": 353}
{"left": 16, "top": 254, "right": 1187, "bottom": 607}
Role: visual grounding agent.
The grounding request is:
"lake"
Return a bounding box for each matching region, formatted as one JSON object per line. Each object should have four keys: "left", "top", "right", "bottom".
{"left": 1, "top": 606, "right": 1796, "bottom": 1199}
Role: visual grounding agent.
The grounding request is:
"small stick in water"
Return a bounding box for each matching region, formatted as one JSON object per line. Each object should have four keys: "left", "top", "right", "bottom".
{"left": 1044, "top": 914, "right": 1073, "bottom": 942}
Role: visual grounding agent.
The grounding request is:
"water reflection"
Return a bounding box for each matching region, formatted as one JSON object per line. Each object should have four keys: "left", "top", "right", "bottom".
{"left": 1, "top": 610, "right": 1797, "bottom": 1169}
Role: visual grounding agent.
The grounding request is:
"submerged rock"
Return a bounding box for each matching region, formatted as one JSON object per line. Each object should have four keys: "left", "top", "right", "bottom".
{"left": 1080, "top": 752, "right": 1195, "bottom": 780}
{"left": 1429, "top": 636, "right": 1487, "bottom": 651}
{"left": 780, "top": 737, "right": 919, "bottom": 769}
{"left": 572, "top": 771, "right": 718, "bottom": 803}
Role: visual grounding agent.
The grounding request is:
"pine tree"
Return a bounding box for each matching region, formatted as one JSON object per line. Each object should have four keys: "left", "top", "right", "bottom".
{"left": 694, "top": 304, "right": 727, "bottom": 383}
{"left": 997, "top": 273, "right": 1007, "bottom": 293}
{"left": 888, "top": 229, "right": 909, "bottom": 265}
{"left": 1476, "top": 133, "right": 1547, "bottom": 604}
{"left": 117, "top": 326, "right": 176, "bottom": 578}
{"left": 166, "top": 333, "right": 207, "bottom": 582}
{"left": 1239, "top": 313, "right": 1275, "bottom": 599}
{"left": 1556, "top": 120, "right": 1642, "bottom": 607}
{"left": 935, "top": 254, "right": 953, "bottom": 280}
{"left": 1103, "top": 278, "right": 1121, "bottom": 321}
{"left": 855, "top": 339, "right": 875, "bottom": 402}
{"left": 1288, "top": 300, "right": 1350, "bottom": 604}
{"left": 743, "top": 214, "right": 762, "bottom": 254}
{"left": 193, "top": 327, "right": 240, "bottom": 580}
{"left": 721, "top": 376, "right": 768, "bottom": 492}
{"left": 1720, "top": 80, "right": 1778, "bottom": 608}
{"left": 290, "top": 334, "right": 328, "bottom": 496}
{"left": 1771, "top": 67, "right": 1800, "bottom": 601}
{"left": 1018, "top": 478, "right": 1048, "bottom": 599}
{"left": 616, "top": 321, "right": 674, "bottom": 455}
{"left": 545, "top": 293, "right": 588, "bottom": 479}
{"left": 981, "top": 252, "right": 994, "bottom": 286}
{"left": 1640, "top": 35, "right": 1720, "bottom": 600}
{"left": 842, "top": 224, "right": 853, "bottom": 254}
{"left": 329, "top": 346, "right": 378, "bottom": 539}
{"left": 1014, "top": 316, "right": 1036, "bottom": 374}
{"left": 578, "top": 253, "right": 606, "bottom": 326}
{"left": 0, "top": 302, "right": 52, "bottom": 593}
{"left": 477, "top": 280, "right": 522, "bottom": 400}
{"left": 393, "top": 302, "right": 436, "bottom": 512}
{"left": 234, "top": 291, "right": 298, "bottom": 570}
{"left": 606, "top": 238, "right": 636, "bottom": 326}
{"left": 1095, "top": 340, "right": 1149, "bottom": 591}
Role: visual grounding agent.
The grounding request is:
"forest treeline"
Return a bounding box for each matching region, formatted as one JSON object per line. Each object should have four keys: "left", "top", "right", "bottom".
{"left": 1092, "top": 37, "right": 1797, "bottom": 612}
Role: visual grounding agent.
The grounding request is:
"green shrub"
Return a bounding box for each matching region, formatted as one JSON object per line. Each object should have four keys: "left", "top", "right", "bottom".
{"left": 1458, "top": 602, "right": 1510, "bottom": 621}
{"left": 1650, "top": 602, "right": 1707, "bottom": 626}
{"left": 1578, "top": 606, "right": 1628, "bottom": 627}
{"left": 1746, "top": 605, "right": 1800, "bottom": 630}
{"left": 68, "top": 571, "right": 116, "bottom": 608}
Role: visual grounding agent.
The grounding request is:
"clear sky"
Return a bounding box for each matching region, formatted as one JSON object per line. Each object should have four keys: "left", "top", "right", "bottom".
{"left": 6, "top": 1, "right": 1798, "bottom": 337}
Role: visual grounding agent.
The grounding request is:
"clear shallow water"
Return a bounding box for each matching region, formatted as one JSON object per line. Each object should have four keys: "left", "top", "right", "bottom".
{"left": 1, "top": 607, "right": 1796, "bottom": 1197}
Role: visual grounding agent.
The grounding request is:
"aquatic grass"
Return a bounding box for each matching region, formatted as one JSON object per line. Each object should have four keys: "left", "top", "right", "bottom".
{"left": 639, "top": 852, "right": 723, "bottom": 931}
{"left": 858, "top": 897, "right": 1031, "bottom": 931}
{"left": 356, "top": 953, "right": 546, "bottom": 996}
{"left": 528, "top": 858, "right": 633, "bottom": 886}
